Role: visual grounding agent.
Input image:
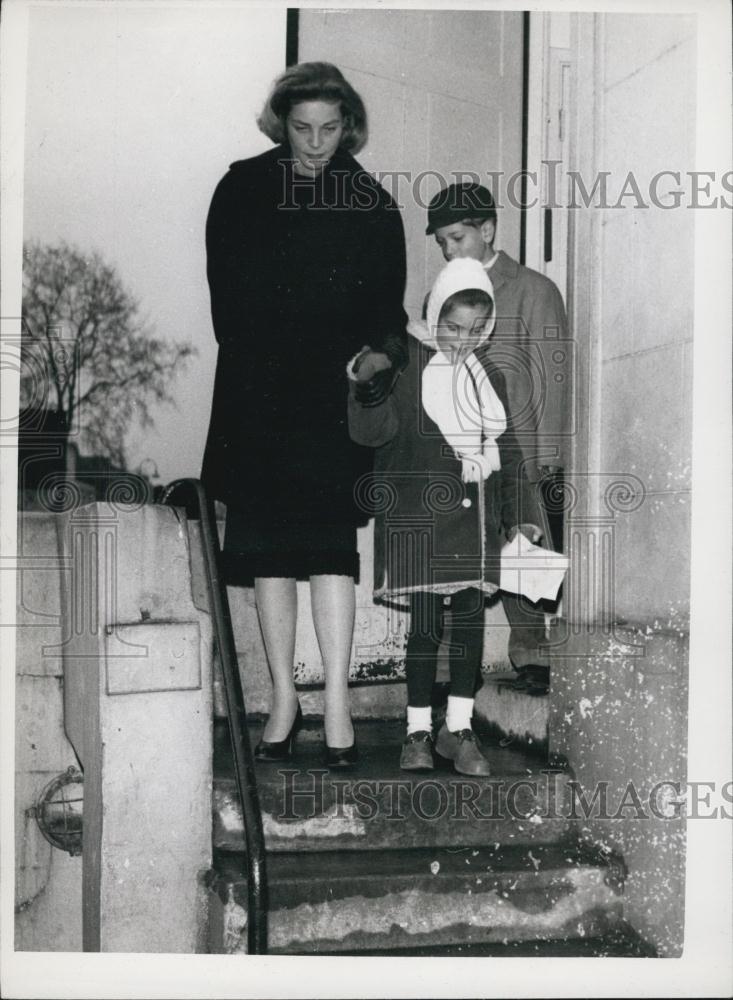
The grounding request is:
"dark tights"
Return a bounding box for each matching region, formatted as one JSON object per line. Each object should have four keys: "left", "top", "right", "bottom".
{"left": 405, "top": 588, "right": 484, "bottom": 707}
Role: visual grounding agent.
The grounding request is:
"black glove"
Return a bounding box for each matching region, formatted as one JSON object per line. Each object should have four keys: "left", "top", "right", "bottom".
{"left": 352, "top": 348, "right": 404, "bottom": 407}
{"left": 381, "top": 332, "right": 409, "bottom": 373}
{"left": 355, "top": 366, "right": 405, "bottom": 407}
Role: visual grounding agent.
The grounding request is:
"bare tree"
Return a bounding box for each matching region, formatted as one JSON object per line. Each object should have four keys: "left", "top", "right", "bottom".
{"left": 21, "top": 240, "right": 196, "bottom": 467}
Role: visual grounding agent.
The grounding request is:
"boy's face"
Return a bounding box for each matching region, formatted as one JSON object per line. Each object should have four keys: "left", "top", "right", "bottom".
{"left": 433, "top": 221, "right": 494, "bottom": 263}
{"left": 436, "top": 304, "right": 491, "bottom": 362}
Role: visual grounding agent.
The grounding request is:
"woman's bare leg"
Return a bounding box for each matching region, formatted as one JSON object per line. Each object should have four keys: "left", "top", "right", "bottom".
{"left": 310, "top": 574, "right": 355, "bottom": 748}
{"left": 254, "top": 576, "right": 299, "bottom": 741}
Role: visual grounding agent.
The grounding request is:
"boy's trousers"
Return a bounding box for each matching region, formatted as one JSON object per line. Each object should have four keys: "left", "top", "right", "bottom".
{"left": 503, "top": 592, "right": 550, "bottom": 670}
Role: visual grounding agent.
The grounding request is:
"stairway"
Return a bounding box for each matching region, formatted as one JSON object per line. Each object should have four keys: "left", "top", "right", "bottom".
{"left": 207, "top": 714, "right": 655, "bottom": 956}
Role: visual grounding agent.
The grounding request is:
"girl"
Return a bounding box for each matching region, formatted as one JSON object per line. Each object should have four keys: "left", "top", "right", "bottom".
{"left": 348, "top": 258, "right": 540, "bottom": 775}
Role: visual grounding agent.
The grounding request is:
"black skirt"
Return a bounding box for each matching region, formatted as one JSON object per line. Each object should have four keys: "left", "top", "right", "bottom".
{"left": 221, "top": 508, "right": 360, "bottom": 585}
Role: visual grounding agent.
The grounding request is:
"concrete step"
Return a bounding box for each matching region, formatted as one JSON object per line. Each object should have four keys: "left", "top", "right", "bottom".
{"left": 208, "top": 841, "right": 628, "bottom": 955}
{"left": 303, "top": 923, "right": 656, "bottom": 957}
{"left": 214, "top": 719, "right": 573, "bottom": 853}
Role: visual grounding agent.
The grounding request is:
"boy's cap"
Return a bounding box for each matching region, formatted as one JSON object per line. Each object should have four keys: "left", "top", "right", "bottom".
{"left": 425, "top": 182, "right": 496, "bottom": 235}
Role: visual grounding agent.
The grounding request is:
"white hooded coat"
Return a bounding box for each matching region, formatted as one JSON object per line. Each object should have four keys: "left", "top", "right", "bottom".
{"left": 349, "top": 259, "right": 534, "bottom": 602}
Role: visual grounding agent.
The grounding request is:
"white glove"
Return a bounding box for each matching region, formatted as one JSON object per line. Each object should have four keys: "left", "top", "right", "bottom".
{"left": 460, "top": 453, "right": 492, "bottom": 483}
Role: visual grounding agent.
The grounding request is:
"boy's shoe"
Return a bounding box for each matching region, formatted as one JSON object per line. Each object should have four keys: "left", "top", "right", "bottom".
{"left": 400, "top": 730, "right": 435, "bottom": 771}
{"left": 435, "top": 723, "right": 491, "bottom": 776}
{"left": 510, "top": 666, "right": 550, "bottom": 697}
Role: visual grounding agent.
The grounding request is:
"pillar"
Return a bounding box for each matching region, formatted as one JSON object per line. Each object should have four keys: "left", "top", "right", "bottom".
{"left": 60, "top": 501, "right": 213, "bottom": 952}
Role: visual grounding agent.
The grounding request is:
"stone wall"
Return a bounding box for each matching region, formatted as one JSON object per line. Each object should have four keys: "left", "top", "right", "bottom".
{"left": 15, "top": 511, "right": 82, "bottom": 951}
{"left": 15, "top": 504, "right": 213, "bottom": 952}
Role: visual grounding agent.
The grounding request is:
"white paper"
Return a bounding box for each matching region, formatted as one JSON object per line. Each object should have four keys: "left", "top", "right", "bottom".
{"left": 500, "top": 532, "right": 569, "bottom": 603}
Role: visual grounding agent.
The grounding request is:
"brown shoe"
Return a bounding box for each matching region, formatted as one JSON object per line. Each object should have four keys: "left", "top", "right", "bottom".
{"left": 400, "top": 730, "right": 435, "bottom": 771}
{"left": 435, "top": 724, "right": 491, "bottom": 776}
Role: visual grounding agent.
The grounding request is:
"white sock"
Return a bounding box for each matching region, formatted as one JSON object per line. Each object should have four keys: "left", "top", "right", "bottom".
{"left": 406, "top": 705, "right": 432, "bottom": 735}
{"left": 446, "top": 695, "right": 474, "bottom": 733}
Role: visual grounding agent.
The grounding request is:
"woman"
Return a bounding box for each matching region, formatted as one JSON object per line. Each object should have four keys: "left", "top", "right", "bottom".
{"left": 201, "top": 62, "right": 407, "bottom": 767}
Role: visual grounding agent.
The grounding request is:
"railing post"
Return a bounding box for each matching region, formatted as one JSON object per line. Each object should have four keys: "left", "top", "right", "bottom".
{"left": 161, "top": 479, "right": 269, "bottom": 954}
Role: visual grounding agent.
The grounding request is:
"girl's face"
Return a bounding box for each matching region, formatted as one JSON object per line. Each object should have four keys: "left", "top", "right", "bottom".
{"left": 436, "top": 303, "right": 491, "bottom": 362}
{"left": 286, "top": 100, "right": 344, "bottom": 176}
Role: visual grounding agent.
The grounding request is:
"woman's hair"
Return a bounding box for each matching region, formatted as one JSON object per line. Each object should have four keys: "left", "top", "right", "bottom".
{"left": 257, "top": 62, "right": 368, "bottom": 153}
{"left": 438, "top": 288, "right": 494, "bottom": 322}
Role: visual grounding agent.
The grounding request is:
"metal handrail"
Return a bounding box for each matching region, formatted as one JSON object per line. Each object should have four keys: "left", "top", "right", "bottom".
{"left": 160, "top": 478, "right": 268, "bottom": 954}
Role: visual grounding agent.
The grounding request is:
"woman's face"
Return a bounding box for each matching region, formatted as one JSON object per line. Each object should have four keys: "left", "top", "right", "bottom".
{"left": 286, "top": 100, "right": 344, "bottom": 176}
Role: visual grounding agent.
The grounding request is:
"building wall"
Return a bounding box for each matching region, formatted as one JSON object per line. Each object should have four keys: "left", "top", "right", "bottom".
{"left": 566, "top": 12, "right": 694, "bottom": 606}
{"left": 595, "top": 14, "right": 694, "bottom": 624}
{"left": 550, "top": 12, "right": 696, "bottom": 956}
{"left": 299, "top": 8, "right": 523, "bottom": 317}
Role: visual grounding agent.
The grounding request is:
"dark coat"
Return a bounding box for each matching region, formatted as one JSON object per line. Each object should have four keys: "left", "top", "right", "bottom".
{"left": 201, "top": 144, "right": 408, "bottom": 525}
{"left": 487, "top": 251, "right": 571, "bottom": 479}
{"left": 349, "top": 338, "right": 536, "bottom": 602}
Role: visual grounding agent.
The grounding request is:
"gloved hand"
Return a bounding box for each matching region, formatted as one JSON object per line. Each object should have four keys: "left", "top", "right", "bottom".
{"left": 506, "top": 523, "right": 543, "bottom": 544}
{"left": 351, "top": 348, "right": 401, "bottom": 407}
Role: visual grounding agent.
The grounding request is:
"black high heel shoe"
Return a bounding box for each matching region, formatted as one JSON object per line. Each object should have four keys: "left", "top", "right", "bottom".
{"left": 324, "top": 742, "right": 359, "bottom": 769}
{"left": 254, "top": 704, "right": 302, "bottom": 762}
